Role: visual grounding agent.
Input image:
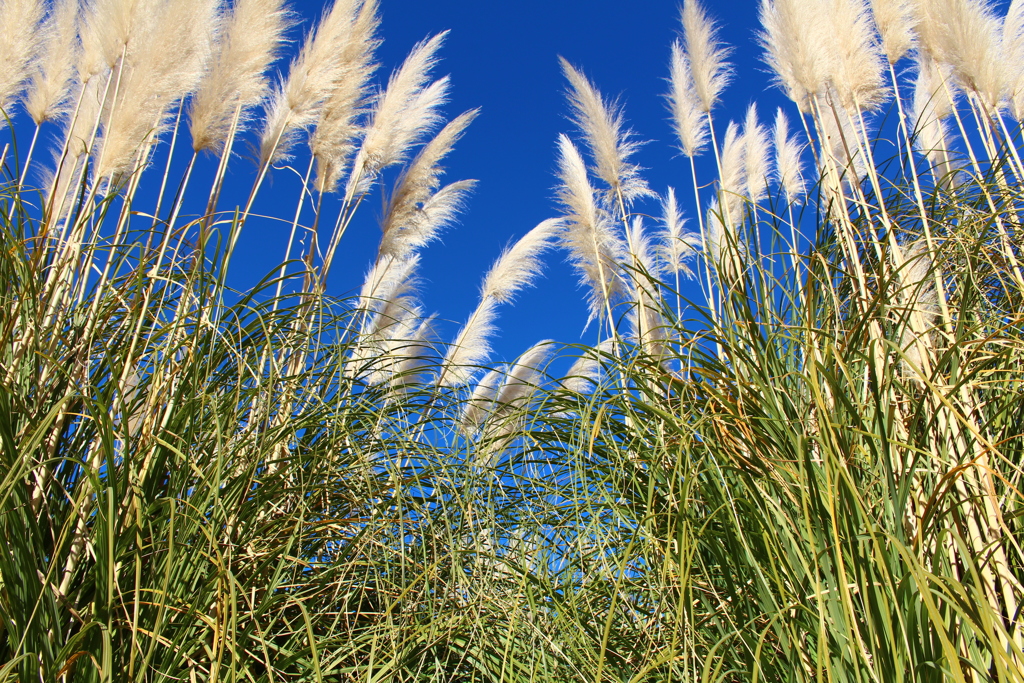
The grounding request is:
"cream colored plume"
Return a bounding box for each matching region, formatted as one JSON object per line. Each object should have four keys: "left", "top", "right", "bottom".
{"left": 356, "top": 254, "right": 420, "bottom": 330}
{"left": 189, "top": 0, "right": 292, "bottom": 153}
{"left": 258, "top": 0, "right": 371, "bottom": 166}
{"left": 667, "top": 40, "right": 709, "bottom": 157}
{"left": 897, "top": 239, "right": 938, "bottom": 374}
{"left": 461, "top": 367, "right": 502, "bottom": 432}
{"left": 773, "top": 108, "right": 806, "bottom": 203}
{"left": 1004, "top": 0, "right": 1024, "bottom": 119}
{"left": 481, "top": 218, "right": 560, "bottom": 304}
{"left": 378, "top": 110, "right": 477, "bottom": 260}
{"left": 658, "top": 187, "right": 701, "bottom": 278}
{"left": 743, "top": 103, "right": 772, "bottom": 202}
{"left": 560, "top": 57, "right": 651, "bottom": 205}
{"left": 438, "top": 295, "right": 498, "bottom": 387}
{"left": 346, "top": 32, "right": 449, "bottom": 199}
{"left": 95, "top": 0, "right": 218, "bottom": 179}
{"left": 911, "top": 55, "right": 956, "bottom": 179}
{"left": 680, "top": 0, "right": 732, "bottom": 112}
{"left": 0, "top": 0, "right": 45, "bottom": 110}
{"left": 25, "top": 0, "right": 79, "bottom": 124}
{"left": 718, "top": 120, "right": 746, "bottom": 221}
{"left": 561, "top": 340, "right": 613, "bottom": 394}
{"left": 493, "top": 340, "right": 553, "bottom": 410}
{"left": 869, "top": 0, "right": 916, "bottom": 64}
{"left": 557, "top": 133, "right": 627, "bottom": 324}
{"left": 909, "top": 0, "right": 1006, "bottom": 107}
{"left": 309, "top": 0, "right": 380, "bottom": 191}
{"left": 759, "top": 0, "right": 828, "bottom": 111}
{"left": 823, "top": 0, "right": 887, "bottom": 111}
{"left": 77, "top": 0, "right": 161, "bottom": 80}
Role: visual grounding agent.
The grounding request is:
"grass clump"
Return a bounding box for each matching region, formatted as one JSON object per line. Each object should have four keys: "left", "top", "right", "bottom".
{"left": 1, "top": 0, "right": 1023, "bottom": 680}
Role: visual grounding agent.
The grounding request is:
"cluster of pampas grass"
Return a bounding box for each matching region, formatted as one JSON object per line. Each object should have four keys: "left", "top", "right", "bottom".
{"left": 2, "top": 0, "right": 1024, "bottom": 679}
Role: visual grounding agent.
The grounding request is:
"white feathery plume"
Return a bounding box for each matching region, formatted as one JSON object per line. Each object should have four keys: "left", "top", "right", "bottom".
{"left": 666, "top": 40, "right": 709, "bottom": 157}
{"left": 189, "top": 0, "right": 292, "bottom": 153}
{"left": 773, "top": 108, "right": 806, "bottom": 203}
{"left": 869, "top": 0, "right": 916, "bottom": 64}
{"left": 817, "top": 96, "right": 869, "bottom": 187}
{"left": 626, "top": 215, "right": 662, "bottom": 284}
{"left": 461, "top": 367, "right": 502, "bottom": 432}
{"left": 561, "top": 339, "right": 614, "bottom": 393}
{"left": 680, "top": 0, "right": 732, "bottom": 113}
{"left": 25, "top": 0, "right": 79, "bottom": 124}
{"left": 560, "top": 57, "right": 651, "bottom": 205}
{"left": 346, "top": 32, "right": 449, "bottom": 198}
{"left": 356, "top": 254, "right": 420, "bottom": 332}
{"left": 1004, "top": 0, "right": 1024, "bottom": 119}
{"left": 378, "top": 178, "right": 476, "bottom": 261}
{"left": 897, "top": 239, "right": 938, "bottom": 374}
{"left": 742, "top": 103, "right": 772, "bottom": 203}
{"left": 77, "top": 0, "right": 161, "bottom": 80}
{"left": 377, "top": 109, "right": 477, "bottom": 259}
{"left": 0, "top": 0, "right": 45, "bottom": 110}
{"left": 628, "top": 288, "right": 673, "bottom": 363}
{"left": 912, "top": 55, "right": 956, "bottom": 178}
{"left": 494, "top": 340, "right": 554, "bottom": 409}
{"left": 718, "top": 120, "right": 746, "bottom": 224}
{"left": 438, "top": 295, "right": 498, "bottom": 387}
{"left": 309, "top": 0, "right": 380, "bottom": 191}
{"left": 481, "top": 218, "right": 561, "bottom": 304}
{"left": 386, "top": 316, "right": 434, "bottom": 389}
{"left": 704, "top": 197, "right": 728, "bottom": 262}
{"left": 909, "top": 0, "right": 1005, "bottom": 108}
{"left": 365, "top": 308, "right": 434, "bottom": 387}
{"left": 823, "top": 0, "right": 888, "bottom": 111}
{"left": 759, "top": 0, "right": 828, "bottom": 111}
{"left": 96, "top": 0, "right": 218, "bottom": 179}
{"left": 658, "top": 187, "right": 701, "bottom": 278}
{"left": 258, "top": 0, "right": 370, "bottom": 166}
{"left": 556, "top": 133, "right": 627, "bottom": 324}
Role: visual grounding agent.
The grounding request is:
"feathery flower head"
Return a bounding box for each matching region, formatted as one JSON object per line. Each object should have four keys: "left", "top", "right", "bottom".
{"left": 481, "top": 218, "right": 560, "bottom": 304}
{"left": 658, "top": 187, "right": 701, "bottom": 278}
{"left": 666, "top": 40, "right": 709, "bottom": 157}
{"left": 824, "top": 0, "right": 888, "bottom": 111}
{"left": 759, "top": 0, "right": 828, "bottom": 111}
{"left": 743, "top": 102, "right": 772, "bottom": 202}
{"left": 680, "top": 0, "right": 732, "bottom": 112}
{"left": 25, "top": 0, "right": 78, "bottom": 124}
{"left": 560, "top": 57, "right": 651, "bottom": 207}
{"left": 190, "top": 0, "right": 292, "bottom": 153}
{"left": 869, "top": 0, "right": 916, "bottom": 64}
{"left": 773, "top": 108, "right": 806, "bottom": 203}
{"left": 0, "top": 0, "right": 45, "bottom": 110}
{"left": 556, "top": 133, "right": 628, "bottom": 324}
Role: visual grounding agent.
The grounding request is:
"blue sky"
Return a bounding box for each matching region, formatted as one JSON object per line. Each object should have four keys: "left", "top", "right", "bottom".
{"left": 228, "top": 0, "right": 789, "bottom": 365}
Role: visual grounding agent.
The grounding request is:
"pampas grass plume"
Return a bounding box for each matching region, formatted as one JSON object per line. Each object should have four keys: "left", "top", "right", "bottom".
{"left": 742, "top": 102, "right": 771, "bottom": 202}
{"left": 438, "top": 295, "right": 498, "bottom": 387}
{"left": 666, "top": 40, "right": 709, "bottom": 157}
{"left": 824, "top": 0, "right": 887, "bottom": 110}
{"left": 0, "top": 0, "right": 44, "bottom": 109}
{"left": 556, "top": 133, "right": 627, "bottom": 324}
{"left": 560, "top": 57, "right": 650, "bottom": 204}
{"left": 346, "top": 32, "right": 449, "bottom": 198}
{"left": 189, "top": 0, "right": 292, "bottom": 153}
{"left": 773, "top": 108, "right": 806, "bottom": 203}
{"left": 759, "top": 0, "right": 827, "bottom": 111}
{"left": 869, "top": 0, "right": 916, "bottom": 64}
{"left": 481, "top": 218, "right": 560, "bottom": 304}
{"left": 378, "top": 109, "right": 477, "bottom": 260}
{"left": 25, "top": 0, "right": 78, "bottom": 124}
{"left": 680, "top": 0, "right": 732, "bottom": 113}
{"left": 658, "top": 187, "right": 701, "bottom": 278}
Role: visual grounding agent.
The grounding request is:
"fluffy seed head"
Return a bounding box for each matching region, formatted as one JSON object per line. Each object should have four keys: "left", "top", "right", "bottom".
{"left": 759, "top": 0, "right": 828, "bottom": 111}
{"left": 666, "top": 40, "right": 709, "bottom": 157}
{"left": 869, "top": 0, "right": 916, "bottom": 63}
{"left": 658, "top": 187, "right": 701, "bottom": 278}
{"left": 773, "top": 108, "right": 806, "bottom": 203}
{"left": 25, "top": 0, "right": 79, "bottom": 124}
{"left": 0, "top": 0, "right": 45, "bottom": 110}
{"left": 743, "top": 103, "right": 772, "bottom": 202}
{"left": 824, "top": 0, "right": 888, "bottom": 110}
{"left": 481, "top": 218, "right": 560, "bottom": 304}
{"left": 556, "top": 133, "right": 627, "bottom": 324}
{"left": 1004, "top": 0, "right": 1024, "bottom": 118}
{"left": 680, "top": 0, "right": 732, "bottom": 112}
{"left": 378, "top": 110, "right": 477, "bottom": 260}
{"left": 346, "top": 32, "right": 449, "bottom": 198}
{"left": 438, "top": 295, "right": 498, "bottom": 387}
{"left": 189, "top": 0, "right": 292, "bottom": 153}
{"left": 560, "top": 57, "right": 651, "bottom": 207}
